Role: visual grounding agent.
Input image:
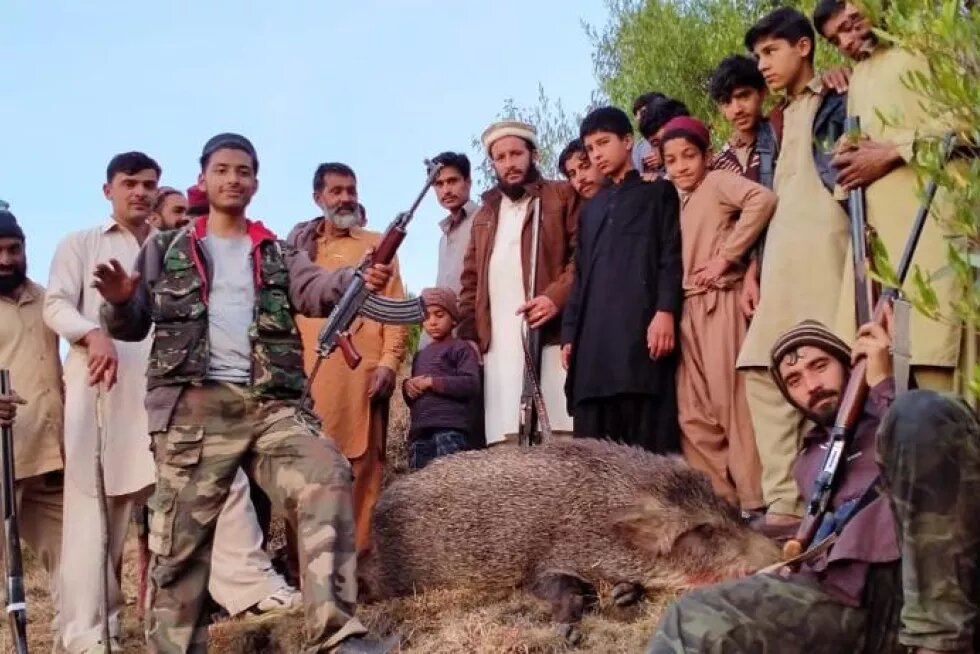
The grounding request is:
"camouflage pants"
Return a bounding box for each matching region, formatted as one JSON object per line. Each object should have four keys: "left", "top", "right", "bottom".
{"left": 649, "top": 390, "right": 980, "bottom": 654}
{"left": 145, "top": 382, "right": 367, "bottom": 653}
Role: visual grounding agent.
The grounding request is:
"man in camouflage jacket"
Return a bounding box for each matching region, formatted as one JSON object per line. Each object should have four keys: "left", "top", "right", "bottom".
{"left": 648, "top": 317, "right": 980, "bottom": 654}
{"left": 94, "top": 133, "right": 395, "bottom": 654}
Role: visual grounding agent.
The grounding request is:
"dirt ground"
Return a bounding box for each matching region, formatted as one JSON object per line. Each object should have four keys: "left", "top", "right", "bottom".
{"left": 6, "top": 377, "right": 671, "bottom": 653}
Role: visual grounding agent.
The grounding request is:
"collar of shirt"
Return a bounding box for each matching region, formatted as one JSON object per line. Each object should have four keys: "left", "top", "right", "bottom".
{"left": 0, "top": 279, "right": 42, "bottom": 307}
{"left": 316, "top": 221, "right": 370, "bottom": 242}
{"left": 101, "top": 217, "right": 158, "bottom": 238}
{"left": 439, "top": 200, "right": 478, "bottom": 235}
{"left": 728, "top": 130, "right": 757, "bottom": 150}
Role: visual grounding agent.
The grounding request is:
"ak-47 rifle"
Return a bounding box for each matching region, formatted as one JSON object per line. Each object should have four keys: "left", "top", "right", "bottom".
{"left": 298, "top": 160, "right": 438, "bottom": 407}
{"left": 783, "top": 131, "right": 957, "bottom": 561}
{"left": 844, "top": 116, "right": 879, "bottom": 327}
{"left": 1, "top": 369, "right": 29, "bottom": 654}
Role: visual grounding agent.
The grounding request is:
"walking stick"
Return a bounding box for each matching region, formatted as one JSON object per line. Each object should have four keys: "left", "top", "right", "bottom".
{"left": 94, "top": 386, "right": 112, "bottom": 652}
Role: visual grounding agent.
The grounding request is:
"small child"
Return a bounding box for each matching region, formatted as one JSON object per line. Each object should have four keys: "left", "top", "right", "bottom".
{"left": 660, "top": 115, "right": 777, "bottom": 514}
{"left": 404, "top": 287, "right": 481, "bottom": 470}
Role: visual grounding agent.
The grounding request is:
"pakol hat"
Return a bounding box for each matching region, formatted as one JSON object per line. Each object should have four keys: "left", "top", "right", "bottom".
{"left": 661, "top": 116, "right": 711, "bottom": 149}
{"left": 481, "top": 120, "right": 538, "bottom": 153}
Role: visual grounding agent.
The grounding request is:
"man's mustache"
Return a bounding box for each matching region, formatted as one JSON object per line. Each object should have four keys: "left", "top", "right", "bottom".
{"left": 808, "top": 389, "right": 838, "bottom": 410}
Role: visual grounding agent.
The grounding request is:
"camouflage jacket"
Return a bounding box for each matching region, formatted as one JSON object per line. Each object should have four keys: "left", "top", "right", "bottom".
{"left": 102, "top": 216, "right": 352, "bottom": 432}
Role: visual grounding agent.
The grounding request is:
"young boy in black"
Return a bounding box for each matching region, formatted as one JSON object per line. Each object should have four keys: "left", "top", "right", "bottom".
{"left": 561, "top": 107, "right": 683, "bottom": 452}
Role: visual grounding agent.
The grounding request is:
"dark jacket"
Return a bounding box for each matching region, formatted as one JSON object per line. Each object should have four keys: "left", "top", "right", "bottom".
{"left": 403, "top": 337, "right": 481, "bottom": 439}
{"left": 457, "top": 179, "right": 580, "bottom": 351}
{"left": 794, "top": 378, "right": 900, "bottom": 607}
{"left": 101, "top": 216, "right": 351, "bottom": 432}
{"left": 561, "top": 171, "right": 682, "bottom": 407}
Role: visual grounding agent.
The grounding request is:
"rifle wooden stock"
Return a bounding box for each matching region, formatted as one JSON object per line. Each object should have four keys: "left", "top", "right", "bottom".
{"left": 335, "top": 332, "right": 362, "bottom": 369}
{"left": 371, "top": 227, "right": 406, "bottom": 267}
{"left": 1, "top": 369, "right": 29, "bottom": 653}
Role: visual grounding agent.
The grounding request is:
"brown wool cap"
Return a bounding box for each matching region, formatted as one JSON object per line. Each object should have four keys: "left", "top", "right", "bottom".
{"left": 421, "top": 287, "right": 460, "bottom": 322}
{"left": 769, "top": 319, "right": 852, "bottom": 397}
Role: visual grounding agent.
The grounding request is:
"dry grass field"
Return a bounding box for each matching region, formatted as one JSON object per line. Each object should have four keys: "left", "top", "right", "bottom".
{"left": 7, "top": 376, "right": 672, "bottom": 653}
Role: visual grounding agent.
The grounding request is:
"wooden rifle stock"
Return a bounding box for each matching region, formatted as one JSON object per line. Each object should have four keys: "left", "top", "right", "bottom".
{"left": 783, "top": 131, "right": 957, "bottom": 561}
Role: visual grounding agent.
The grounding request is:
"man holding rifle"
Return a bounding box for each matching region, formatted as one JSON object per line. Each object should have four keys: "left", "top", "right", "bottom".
{"left": 0, "top": 204, "right": 65, "bottom": 647}
{"left": 289, "top": 162, "right": 409, "bottom": 560}
{"left": 458, "top": 121, "right": 579, "bottom": 446}
{"left": 93, "top": 134, "right": 395, "bottom": 654}
{"left": 647, "top": 315, "right": 980, "bottom": 653}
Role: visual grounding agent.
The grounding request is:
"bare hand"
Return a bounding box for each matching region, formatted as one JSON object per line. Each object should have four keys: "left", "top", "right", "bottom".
{"left": 82, "top": 329, "right": 119, "bottom": 389}
{"left": 692, "top": 256, "right": 732, "bottom": 289}
{"left": 362, "top": 262, "right": 392, "bottom": 293}
{"left": 642, "top": 150, "right": 661, "bottom": 172}
{"left": 367, "top": 366, "right": 396, "bottom": 400}
{"left": 646, "top": 311, "right": 675, "bottom": 360}
{"left": 561, "top": 344, "right": 572, "bottom": 370}
{"left": 740, "top": 261, "right": 761, "bottom": 318}
{"left": 832, "top": 140, "right": 902, "bottom": 191}
{"left": 92, "top": 259, "right": 140, "bottom": 305}
{"left": 0, "top": 392, "right": 26, "bottom": 427}
{"left": 404, "top": 375, "right": 433, "bottom": 400}
{"left": 516, "top": 295, "right": 559, "bottom": 329}
{"left": 852, "top": 303, "right": 894, "bottom": 387}
{"left": 821, "top": 65, "right": 851, "bottom": 93}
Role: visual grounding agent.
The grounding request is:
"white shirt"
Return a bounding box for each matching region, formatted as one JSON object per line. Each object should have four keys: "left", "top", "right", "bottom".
{"left": 43, "top": 219, "right": 156, "bottom": 496}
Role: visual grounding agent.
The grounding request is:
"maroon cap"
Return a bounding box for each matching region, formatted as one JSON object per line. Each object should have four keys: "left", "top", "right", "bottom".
{"left": 186, "top": 186, "right": 208, "bottom": 216}
{"left": 661, "top": 116, "right": 711, "bottom": 148}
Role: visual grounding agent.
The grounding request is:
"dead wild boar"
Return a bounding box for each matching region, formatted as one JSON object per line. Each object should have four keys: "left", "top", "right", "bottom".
{"left": 360, "top": 438, "right": 780, "bottom": 643}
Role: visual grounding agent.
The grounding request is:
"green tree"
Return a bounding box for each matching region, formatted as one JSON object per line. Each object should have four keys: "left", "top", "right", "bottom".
{"left": 585, "top": 0, "right": 841, "bottom": 139}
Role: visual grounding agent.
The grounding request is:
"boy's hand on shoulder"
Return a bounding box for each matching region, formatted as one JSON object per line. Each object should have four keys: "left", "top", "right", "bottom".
{"left": 647, "top": 311, "right": 675, "bottom": 360}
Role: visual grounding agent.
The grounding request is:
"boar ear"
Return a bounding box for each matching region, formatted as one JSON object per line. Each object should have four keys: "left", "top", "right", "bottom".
{"left": 612, "top": 497, "right": 690, "bottom": 557}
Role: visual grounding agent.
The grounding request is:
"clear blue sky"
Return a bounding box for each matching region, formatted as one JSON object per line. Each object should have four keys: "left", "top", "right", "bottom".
{"left": 1, "top": 1, "right": 607, "bottom": 295}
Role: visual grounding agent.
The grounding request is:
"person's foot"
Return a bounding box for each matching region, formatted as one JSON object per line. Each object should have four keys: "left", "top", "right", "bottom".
{"left": 334, "top": 634, "right": 400, "bottom": 654}
{"left": 243, "top": 585, "right": 302, "bottom": 621}
{"left": 749, "top": 512, "right": 801, "bottom": 542}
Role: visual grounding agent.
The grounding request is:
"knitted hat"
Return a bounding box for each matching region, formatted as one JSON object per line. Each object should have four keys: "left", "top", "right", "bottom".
{"left": 421, "top": 287, "right": 460, "bottom": 322}
{"left": 0, "top": 201, "right": 24, "bottom": 241}
{"left": 481, "top": 120, "right": 538, "bottom": 153}
{"left": 769, "top": 319, "right": 851, "bottom": 397}
{"left": 186, "top": 185, "right": 209, "bottom": 217}
{"left": 201, "top": 132, "right": 258, "bottom": 171}
{"left": 660, "top": 116, "right": 711, "bottom": 149}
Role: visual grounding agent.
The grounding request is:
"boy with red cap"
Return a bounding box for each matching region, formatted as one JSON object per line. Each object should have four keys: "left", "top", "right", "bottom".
{"left": 404, "top": 287, "right": 480, "bottom": 469}
{"left": 660, "top": 115, "right": 777, "bottom": 516}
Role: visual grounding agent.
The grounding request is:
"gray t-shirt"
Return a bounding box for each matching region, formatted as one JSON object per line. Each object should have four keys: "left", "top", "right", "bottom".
{"left": 203, "top": 233, "right": 255, "bottom": 383}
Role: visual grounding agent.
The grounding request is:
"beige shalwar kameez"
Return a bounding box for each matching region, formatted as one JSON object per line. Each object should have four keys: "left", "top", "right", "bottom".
{"left": 677, "top": 170, "right": 776, "bottom": 510}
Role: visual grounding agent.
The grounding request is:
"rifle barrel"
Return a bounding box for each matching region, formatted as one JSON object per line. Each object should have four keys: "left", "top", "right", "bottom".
{"left": 1, "top": 370, "right": 29, "bottom": 653}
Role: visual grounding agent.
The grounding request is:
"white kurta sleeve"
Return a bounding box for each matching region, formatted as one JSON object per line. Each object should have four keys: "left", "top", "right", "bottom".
{"left": 43, "top": 232, "right": 100, "bottom": 343}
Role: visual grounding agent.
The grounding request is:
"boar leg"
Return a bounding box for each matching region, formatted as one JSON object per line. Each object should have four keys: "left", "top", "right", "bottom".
{"left": 611, "top": 581, "right": 645, "bottom": 607}
{"left": 530, "top": 570, "right": 598, "bottom": 645}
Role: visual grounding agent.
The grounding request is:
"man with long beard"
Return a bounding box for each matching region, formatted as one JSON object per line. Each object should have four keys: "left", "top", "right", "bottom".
{"left": 458, "top": 121, "right": 580, "bottom": 445}
{"left": 288, "top": 162, "right": 408, "bottom": 558}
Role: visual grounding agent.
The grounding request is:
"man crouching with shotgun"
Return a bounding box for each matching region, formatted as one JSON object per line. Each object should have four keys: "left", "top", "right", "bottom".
{"left": 647, "top": 314, "right": 980, "bottom": 654}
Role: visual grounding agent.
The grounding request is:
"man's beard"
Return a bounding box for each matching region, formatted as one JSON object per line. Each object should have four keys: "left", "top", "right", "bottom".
{"left": 325, "top": 203, "right": 363, "bottom": 230}
{"left": 496, "top": 164, "right": 542, "bottom": 201}
{"left": 0, "top": 264, "right": 27, "bottom": 295}
{"left": 855, "top": 29, "right": 879, "bottom": 60}
{"left": 807, "top": 389, "right": 841, "bottom": 427}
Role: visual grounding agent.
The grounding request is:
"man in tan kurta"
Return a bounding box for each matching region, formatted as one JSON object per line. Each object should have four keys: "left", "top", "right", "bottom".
{"left": 289, "top": 162, "right": 407, "bottom": 558}
{"left": 740, "top": 9, "right": 852, "bottom": 531}
{"left": 0, "top": 206, "right": 64, "bottom": 643}
{"left": 817, "top": 1, "right": 962, "bottom": 392}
